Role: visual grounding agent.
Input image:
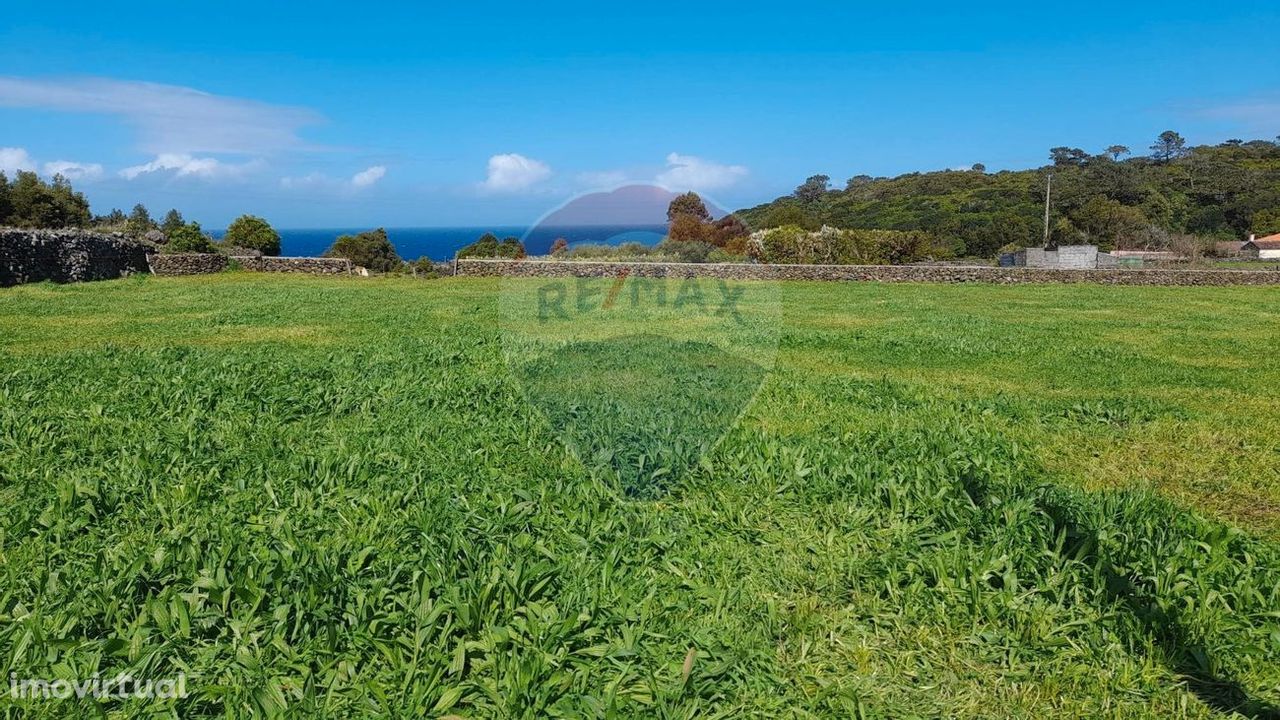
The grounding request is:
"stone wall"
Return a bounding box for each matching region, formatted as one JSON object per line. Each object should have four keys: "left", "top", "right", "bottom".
{"left": 235, "top": 256, "right": 353, "bottom": 274}
{"left": 146, "top": 253, "right": 230, "bottom": 275}
{"left": 147, "top": 254, "right": 353, "bottom": 276}
{"left": 455, "top": 258, "right": 1280, "bottom": 287}
{"left": 0, "top": 228, "right": 151, "bottom": 287}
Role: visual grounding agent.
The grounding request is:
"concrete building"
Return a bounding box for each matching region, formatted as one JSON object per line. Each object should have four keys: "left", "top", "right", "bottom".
{"left": 1241, "top": 234, "right": 1280, "bottom": 260}
{"left": 1001, "top": 245, "right": 1119, "bottom": 269}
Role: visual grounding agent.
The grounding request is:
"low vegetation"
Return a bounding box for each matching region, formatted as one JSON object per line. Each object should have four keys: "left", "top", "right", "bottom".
{"left": 456, "top": 232, "right": 527, "bottom": 259}
{"left": 739, "top": 133, "right": 1280, "bottom": 258}
{"left": 0, "top": 274, "right": 1277, "bottom": 717}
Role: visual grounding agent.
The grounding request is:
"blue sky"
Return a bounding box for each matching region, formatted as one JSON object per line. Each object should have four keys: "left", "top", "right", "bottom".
{"left": 2, "top": 1, "right": 1278, "bottom": 228}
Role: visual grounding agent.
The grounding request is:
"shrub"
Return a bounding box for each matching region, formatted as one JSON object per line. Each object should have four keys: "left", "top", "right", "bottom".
{"left": 164, "top": 222, "right": 217, "bottom": 253}
{"left": 457, "top": 233, "right": 526, "bottom": 259}
{"left": 223, "top": 215, "right": 281, "bottom": 256}
{"left": 750, "top": 225, "right": 942, "bottom": 265}
{"left": 407, "top": 256, "right": 444, "bottom": 278}
{"left": 324, "top": 228, "right": 402, "bottom": 272}
{"left": 656, "top": 239, "right": 715, "bottom": 263}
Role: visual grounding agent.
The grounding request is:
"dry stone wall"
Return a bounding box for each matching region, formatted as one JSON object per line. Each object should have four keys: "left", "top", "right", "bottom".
{"left": 455, "top": 258, "right": 1280, "bottom": 287}
{"left": 0, "top": 228, "right": 150, "bottom": 287}
{"left": 147, "top": 254, "right": 353, "bottom": 276}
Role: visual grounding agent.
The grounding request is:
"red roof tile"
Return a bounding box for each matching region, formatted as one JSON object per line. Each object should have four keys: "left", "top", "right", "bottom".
{"left": 1249, "top": 234, "right": 1280, "bottom": 249}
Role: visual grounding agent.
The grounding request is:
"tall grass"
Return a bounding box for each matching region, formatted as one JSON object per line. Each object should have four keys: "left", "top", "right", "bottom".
{"left": 0, "top": 275, "right": 1277, "bottom": 718}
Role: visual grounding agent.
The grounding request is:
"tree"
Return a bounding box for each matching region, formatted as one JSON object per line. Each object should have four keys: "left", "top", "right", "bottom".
{"left": 0, "top": 171, "right": 10, "bottom": 224}
{"left": 666, "top": 192, "right": 711, "bottom": 223}
{"left": 1253, "top": 208, "right": 1280, "bottom": 237}
{"left": 794, "top": 174, "right": 830, "bottom": 203}
{"left": 668, "top": 214, "right": 709, "bottom": 243}
{"left": 845, "top": 174, "right": 873, "bottom": 190}
{"left": 223, "top": 214, "right": 282, "bottom": 256}
{"left": 1150, "top": 131, "right": 1188, "bottom": 163}
{"left": 166, "top": 222, "right": 217, "bottom": 253}
{"left": 1070, "top": 196, "right": 1149, "bottom": 250}
{"left": 5, "top": 171, "right": 90, "bottom": 228}
{"left": 709, "top": 214, "right": 750, "bottom": 247}
{"left": 325, "top": 228, "right": 402, "bottom": 271}
{"left": 1105, "top": 145, "right": 1130, "bottom": 160}
{"left": 126, "top": 204, "right": 155, "bottom": 237}
{"left": 160, "top": 209, "right": 185, "bottom": 235}
{"left": 1050, "top": 147, "right": 1089, "bottom": 167}
{"left": 96, "top": 208, "right": 127, "bottom": 228}
{"left": 549, "top": 237, "right": 569, "bottom": 255}
{"left": 971, "top": 163, "right": 986, "bottom": 173}
{"left": 760, "top": 202, "right": 817, "bottom": 230}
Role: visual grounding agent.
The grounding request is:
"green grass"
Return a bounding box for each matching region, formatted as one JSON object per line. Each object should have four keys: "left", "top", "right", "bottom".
{"left": 1, "top": 273, "right": 1279, "bottom": 718}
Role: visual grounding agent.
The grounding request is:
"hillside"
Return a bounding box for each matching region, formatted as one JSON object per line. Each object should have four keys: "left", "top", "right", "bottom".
{"left": 737, "top": 135, "right": 1280, "bottom": 258}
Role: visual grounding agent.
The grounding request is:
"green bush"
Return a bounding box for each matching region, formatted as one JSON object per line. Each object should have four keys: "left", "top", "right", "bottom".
{"left": 164, "top": 222, "right": 217, "bottom": 253}
{"left": 751, "top": 225, "right": 943, "bottom": 265}
{"left": 655, "top": 239, "right": 715, "bottom": 263}
{"left": 223, "top": 214, "right": 281, "bottom": 256}
{"left": 324, "top": 228, "right": 402, "bottom": 272}
{"left": 456, "top": 232, "right": 526, "bottom": 259}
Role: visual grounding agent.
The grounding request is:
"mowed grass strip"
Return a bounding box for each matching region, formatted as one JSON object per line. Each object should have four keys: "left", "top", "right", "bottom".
{"left": 0, "top": 273, "right": 1277, "bottom": 718}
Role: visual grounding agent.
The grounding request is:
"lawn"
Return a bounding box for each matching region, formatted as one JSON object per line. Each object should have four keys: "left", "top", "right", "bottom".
{"left": 1, "top": 273, "right": 1278, "bottom": 718}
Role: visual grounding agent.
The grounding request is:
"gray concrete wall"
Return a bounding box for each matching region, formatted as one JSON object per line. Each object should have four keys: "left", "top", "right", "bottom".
{"left": 1055, "top": 245, "right": 1098, "bottom": 269}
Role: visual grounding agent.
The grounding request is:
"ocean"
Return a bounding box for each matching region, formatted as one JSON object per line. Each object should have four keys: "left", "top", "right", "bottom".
{"left": 211, "top": 225, "right": 670, "bottom": 260}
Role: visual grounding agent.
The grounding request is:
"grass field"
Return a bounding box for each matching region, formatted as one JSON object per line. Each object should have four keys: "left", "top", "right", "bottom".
{"left": 1, "top": 273, "right": 1279, "bottom": 718}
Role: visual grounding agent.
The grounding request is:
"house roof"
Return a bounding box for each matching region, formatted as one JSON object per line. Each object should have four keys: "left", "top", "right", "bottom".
{"left": 1247, "top": 234, "right": 1280, "bottom": 250}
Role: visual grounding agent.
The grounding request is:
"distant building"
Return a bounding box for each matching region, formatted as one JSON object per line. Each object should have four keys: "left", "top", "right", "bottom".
{"left": 1001, "top": 245, "right": 1118, "bottom": 269}
{"left": 1110, "top": 250, "right": 1184, "bottom": 263}
{"left": 1214, "top": 241, "right": 1244, "bottom": 258}
{"left": 1241, "top": 234, "right": 1280, "bottom": 260}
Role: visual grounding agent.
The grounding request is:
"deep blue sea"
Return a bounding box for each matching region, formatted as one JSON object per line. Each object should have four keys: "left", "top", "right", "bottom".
{"left": 211, "top": 225, "right": 669, "bottom": 260}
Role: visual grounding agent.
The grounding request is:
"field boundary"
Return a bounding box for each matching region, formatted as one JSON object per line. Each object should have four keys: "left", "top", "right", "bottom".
{"left": 455, "top": 258, "right": 1280, "bottom": 286}
{"left": 147, "top": 254, "right": 353, "bottom": 276}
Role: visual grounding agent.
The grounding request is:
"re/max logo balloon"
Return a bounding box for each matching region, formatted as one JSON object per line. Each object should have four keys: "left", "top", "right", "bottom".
{"left": 536, "top": 275, "right": 746, "bottom": 322}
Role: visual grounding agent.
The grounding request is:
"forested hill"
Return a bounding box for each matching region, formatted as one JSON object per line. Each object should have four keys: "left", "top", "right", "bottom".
{"left": 736, "top": 134, "right": 1280, "bottom": 258}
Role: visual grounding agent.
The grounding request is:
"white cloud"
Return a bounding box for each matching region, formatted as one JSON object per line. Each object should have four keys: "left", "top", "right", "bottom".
{"left": 280, "top": 165, "right": 389, "bottom": 191}
{"left": 0, "top": 147, "right": 36, "bottom": 174}
{"left": 279, "top": 172, "right": 329, "bottom": 189}
{"left": 1, "top": 148, "right": 104, "bottom": 181}
{"left": 351, "top": 165, "right": 386, "bottom": 188}
{"left": 42, "top": 160, "right": 104, "bottom": 181}
{"left": 0, "top": 76, "right": 323, "bottom": 155}
{"left": 480, "top": 153, "right": 551, "bottom": 193}
{"left": 1194, "top": 97, "right": 1280, "bottom": 134}
{"left": 119, "top": 153, "right": 261, "bottom": 181}
{"left": 655, "top": 152, "right": 747, "bottom": 191}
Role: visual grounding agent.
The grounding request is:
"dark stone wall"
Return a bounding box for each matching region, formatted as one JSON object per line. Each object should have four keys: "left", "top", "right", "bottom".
{"left": 146, "top": 254, "right": 230, "bottom": 275}
{"left": 235, "top": 256, "right": 353, "bottom": 275}
{"left": 147, "top": 254, "right": 353, "bottom": 276}
{"left": 455, "top": 259, "right": 1280, "bottom": 287}
{"left": 0, "top": 228, "right": 151, "bottom": 287}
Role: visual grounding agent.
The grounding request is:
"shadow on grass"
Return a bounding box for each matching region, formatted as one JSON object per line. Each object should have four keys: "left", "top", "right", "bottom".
{"left": 515, "top": 334, "right": 766, "bottom": 498}
{"left": 958, "top": 472, "right": 1280, "bottom": 719}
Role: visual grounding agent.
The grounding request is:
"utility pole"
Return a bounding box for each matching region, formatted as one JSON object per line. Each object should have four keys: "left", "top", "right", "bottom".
{"left": 1042, "top": 174, "right": 1053, "bottom": 249}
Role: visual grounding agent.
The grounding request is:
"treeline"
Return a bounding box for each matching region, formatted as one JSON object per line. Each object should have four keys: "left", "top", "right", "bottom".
{"left": 0, "top": 171, "right": 92, "bottom": 228}
{"left": 0, "top": 169, "right": 285, "bottom": 257}
{"left": 737, "top": 133, "right": 1280, "bottom": 257}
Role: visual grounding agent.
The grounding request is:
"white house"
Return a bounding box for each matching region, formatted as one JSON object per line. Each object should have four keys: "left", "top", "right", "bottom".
{"left": 1241, "top": 234, "right": 1280, "bottom": 260}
